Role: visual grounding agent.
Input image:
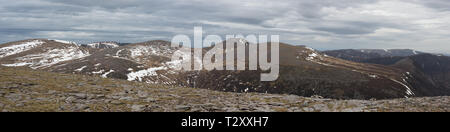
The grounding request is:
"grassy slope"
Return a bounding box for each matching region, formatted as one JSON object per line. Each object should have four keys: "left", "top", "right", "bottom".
{"left": 0, "top": 66, "right": 448, "bottom": 112}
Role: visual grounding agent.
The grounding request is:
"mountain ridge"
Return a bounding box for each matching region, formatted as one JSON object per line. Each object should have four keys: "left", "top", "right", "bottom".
{"left": 1, "top": 39, "right": 449, "bottom": 99}
{"left": 325, "top": 49, "right": 450, "bottom": 98}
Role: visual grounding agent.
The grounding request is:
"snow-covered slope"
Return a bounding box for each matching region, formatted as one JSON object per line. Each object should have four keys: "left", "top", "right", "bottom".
{"left": 5, "top": 46, "right": 90, "bottom": 69}
{"left": 0, "top": 39, "right": 91, "bottom": 69}
{"left": 49, "top": 39, "right": 78, "bottom": 45}
{"left": 0, "top": 40, "right": 44, "bottom": 58}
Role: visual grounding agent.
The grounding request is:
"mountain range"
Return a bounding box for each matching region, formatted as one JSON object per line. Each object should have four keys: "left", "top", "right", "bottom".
{"left": 1, "top": 39, "right": 450, "bottom": 100}
{"left": 324, "top": 49, "right": 450, "bottom": 98}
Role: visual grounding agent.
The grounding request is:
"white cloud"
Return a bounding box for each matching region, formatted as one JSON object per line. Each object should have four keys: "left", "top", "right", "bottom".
{"left": 36, "top": 31, "right": 94, "bottom": 38}
{"left": 0, "top": 0, "right": 450, "bottom": 53}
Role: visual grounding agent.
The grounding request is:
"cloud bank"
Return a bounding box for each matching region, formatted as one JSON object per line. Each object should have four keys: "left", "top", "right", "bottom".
{"left": 0, "top": 0, "right": 449, "bottom": 53}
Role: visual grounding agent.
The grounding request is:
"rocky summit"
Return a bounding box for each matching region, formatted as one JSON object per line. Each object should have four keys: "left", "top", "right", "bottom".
{"left": 0, "top": 66, "right": 448, "bottom": 112}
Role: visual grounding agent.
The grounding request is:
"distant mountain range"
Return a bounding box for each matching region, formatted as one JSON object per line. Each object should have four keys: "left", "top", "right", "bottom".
{"left": 1, "top": 39, "right": 450, "bottom": 99}
{"left": 324, "top": 49, "right": 450, "bottom": 97}
{"left": 323, "top": 49, "right": 424, "bottom": 64}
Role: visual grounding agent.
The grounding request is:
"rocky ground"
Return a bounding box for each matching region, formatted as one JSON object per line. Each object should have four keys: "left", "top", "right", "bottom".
{"left": 0, "top": 66, "right": 449, "bottom": 112}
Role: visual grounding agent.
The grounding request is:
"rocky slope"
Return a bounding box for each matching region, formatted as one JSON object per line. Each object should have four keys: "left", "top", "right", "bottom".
{"left": 190, "top": 40, "right": 422, "bottom": 99}
{"left": 392, "top": 54, "right": 450, "bottom": 96}
{"left": 0, "top": 66, "right": 448, "bottom": 112}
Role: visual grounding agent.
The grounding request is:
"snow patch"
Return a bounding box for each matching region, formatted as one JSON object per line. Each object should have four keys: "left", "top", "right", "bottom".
{"left": 2, "top": 62, "right": 32, "bottom": 67}
{"left": 0, "top": 40, "right": 44, "bottom": 58}
{"left": 244, "top": 88, "right": 249, "bottom": 93}
{"left": 369, "top": 75, "right": 379, "bottom": 78}
{"left": 113, "top": 49, "right": 124, "bottom": 58}
{"left": 124, "top": 49, "right": 199, "bottom": 83}
{"left": 306, "top": 53, "right": 319, "bottom": 61}
{"left": 92, "top": 69, "right": 105, "bottom": 74}
{"left": 390, "top": 79, "right": 415, "bottom": 97}
{"left": 9, "top": 47, "right": 90, "bottom": 69}
{"left": 74, "top": 66, "right": 87, "bottom": 72}
{"left": 127, "top": 66, "right": 167, "bottom": 81}
{"left": 125, "top": 50, "right": 191, "bottom": 82}
{"left": 101, "top": 70, "right": 114, "bottom": 78}
{"left": 50, "top": 39, "right": 77, "bottom": 45}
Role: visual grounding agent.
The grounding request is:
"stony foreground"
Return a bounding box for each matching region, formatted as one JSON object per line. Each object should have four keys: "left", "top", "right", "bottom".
{"left": 0, "top": 67, "right": 448, "bottom": 112}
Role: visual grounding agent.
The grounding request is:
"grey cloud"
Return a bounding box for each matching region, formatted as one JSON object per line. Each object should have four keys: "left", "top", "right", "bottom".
{"left": 0, "top": 0, "right": 449, "bottom": 53}
{"left": 414, "top": 0, "right": 450, "bottom": 11}
{"left": 42, "top": 0, "right": 166, "bottom": 9}
{"left": 314, "top": 27, "right": 375, "bottom": 35}
{"left": 312, "top": 21, "right": 382, "bottom": 35}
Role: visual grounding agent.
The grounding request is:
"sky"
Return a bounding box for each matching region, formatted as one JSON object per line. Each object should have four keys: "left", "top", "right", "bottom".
{"left": 0, "top": 0, "right": 449, "bottom": 53}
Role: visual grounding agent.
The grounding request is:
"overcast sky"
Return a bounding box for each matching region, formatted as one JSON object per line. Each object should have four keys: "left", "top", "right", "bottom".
{"left": 0, "top": 0, "right": 449, "bottom": 53}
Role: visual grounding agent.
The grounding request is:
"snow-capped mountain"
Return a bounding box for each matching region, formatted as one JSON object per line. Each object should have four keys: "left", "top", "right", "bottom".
{"left": 49, "top": 40, "right": 195, "bottom": 85}
{"left": 0, "top": 40, "right": 44, "bottom": 58}
{"left": 1, "top": 39, "right": 450, "bottom": 99}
